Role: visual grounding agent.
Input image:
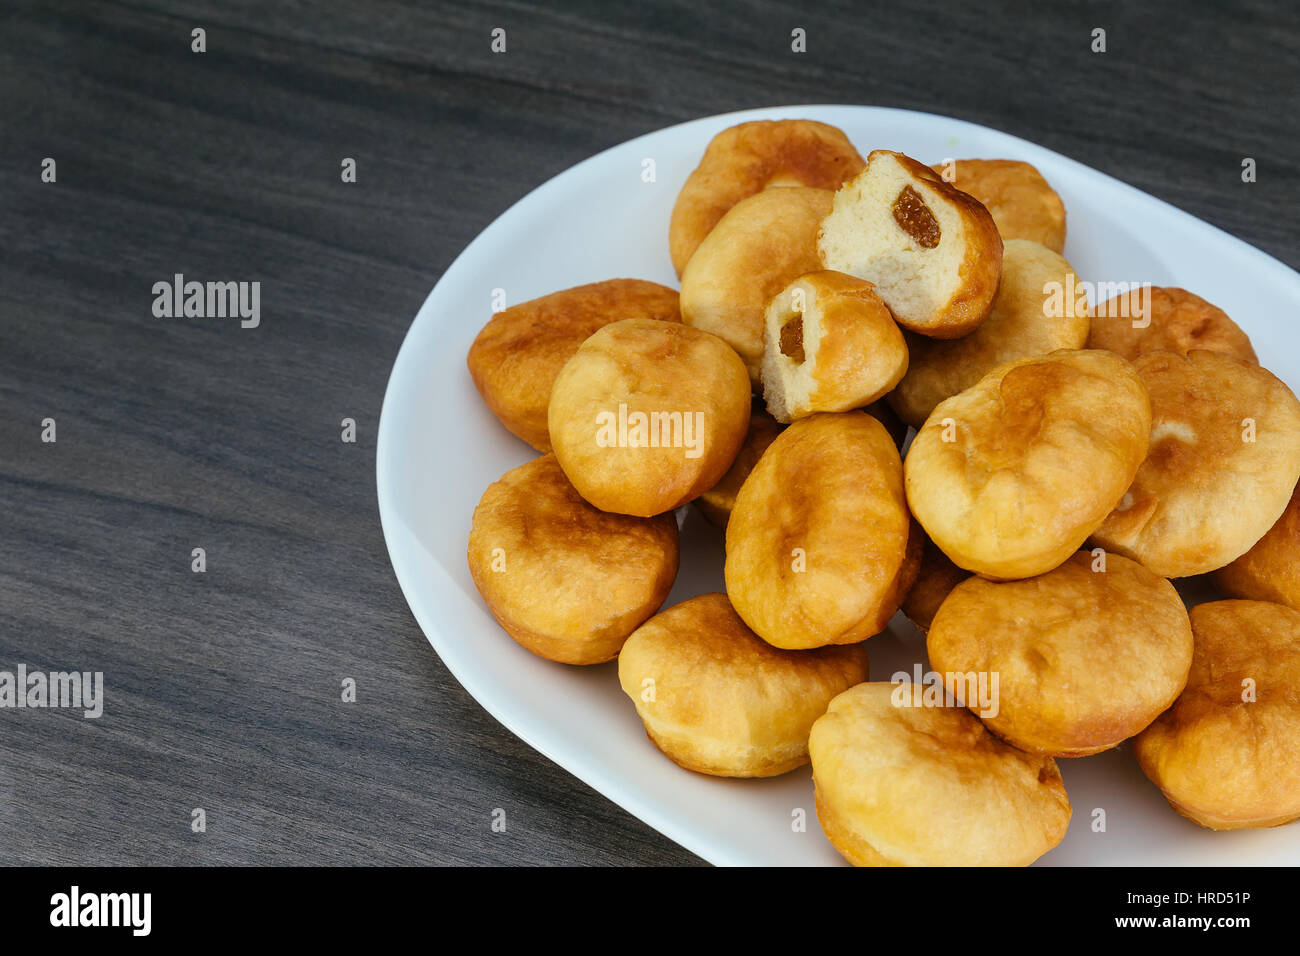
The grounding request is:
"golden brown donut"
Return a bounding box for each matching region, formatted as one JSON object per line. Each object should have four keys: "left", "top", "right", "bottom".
{"left": 1090, "top": 350, "right": 1300, "bottom": 577}
{"left": 932, "top": 158, "right": 1066, "bottom": 252}
{"left": 905, "top": 349, "right": 1151, "bottom": 580}
{"left": 928, "top": 550, "right": 1193, "bottom": 756}
{"left": 548, "top": 318, "right": 751, "bottom": 516}
{"left": 668, "top": 119, "right": 865, "bottom": 275}
{"left": 680, "top": 187, "right": 833, "bottom": 383}
{"left": 1087, "top": 287, "right": 1258, "bottom": 364}
{"left": 1213, "top": 480, "right": 1300, "bottom": 609}
{"left": 900, "top": 530, "right": 970, "bottom": 632}
{"left": 809, "top": 683, "right": 1072, "bottom": 866}
{"left": 466, "top": 279, "right": 680, "bottom": 451}
{"left": 467, "top": 454, "right": 678, "bottom": 664}
{"left": 888, "top": 239, "right": 1090, "bottom": 427}
{"left": 819, "top": 149, "right": 1003, "bottom": 339}
{"left": 761, "top": 271, "right": 908, "bottom": 423}
{"left": 695, "top": 402, "right": 784, "bottom": 528}
{"left": 617, "top": 593, "right": 870, "bottom": 777}
{"left": 725, "top": 411, "right": 917, "bottom": 649}
{"left": 696, "top": 399, "right": 905, "bottom": 530}
{"left": 1134, "top": 600, "right": 1300, "bottom": 830}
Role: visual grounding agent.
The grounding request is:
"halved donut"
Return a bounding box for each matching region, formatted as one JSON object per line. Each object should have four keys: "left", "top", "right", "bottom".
{"left": 761, "top": 271, "right": 908, "bottom": 423}
{"left": 819, "top": 150, "right": 1003, "bottom": 339}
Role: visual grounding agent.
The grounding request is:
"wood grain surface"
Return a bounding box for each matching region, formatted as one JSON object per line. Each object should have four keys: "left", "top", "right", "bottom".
{"left": 0, "top": 0, "right": 1296, "bottom": 865}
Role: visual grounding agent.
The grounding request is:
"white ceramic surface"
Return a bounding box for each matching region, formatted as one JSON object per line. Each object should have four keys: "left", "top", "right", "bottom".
{"left": 377, "top": 105, "right": 1300, "bottom": 866}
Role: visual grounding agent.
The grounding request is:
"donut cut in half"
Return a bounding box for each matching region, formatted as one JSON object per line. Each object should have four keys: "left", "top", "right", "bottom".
{"left": 819, "top": 150, "right": 1003, "bottom": 339}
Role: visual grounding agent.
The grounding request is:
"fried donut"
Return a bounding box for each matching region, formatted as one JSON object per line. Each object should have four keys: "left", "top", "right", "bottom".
{"left": 932, "top": 159, "right": 1066, "bottom": 252}
{"left": 668, "top": 119, "right": 865, "bottom": 275}
{"left": 1213, "top": 481, "right": 1300, "bottom": 609}
{"left": 693, "top": 400, "right": 910, "bottom": 528}
{"left": 617, "top": 593, "right": 869, "bottom": 777}
{"left": 809, "top": 683, "right": 1072, "bottom": 866}
{"left": 928, "top": 551, "right": 1193, "bottom": 756}
{"left": 725, "top": 411, "right": 917, "bottom": 649}
{"left": 467, "top": 454, "right": 678, "bottom": 664}
{"left": 680, "top": 187, "right": 833, "bottom": 383}
{"left": 819, "top": 150, "right": 1003, "bottom": 338}
{"left": 1090, "top": 350, "right": 1300, "bottom": 577}
{"left": 548, "top": 318, "right": 751, "bottom": 516}
{"left": 905, "top": 349, "right": 1151, "bottom": 580}
{"left": 1134, "top": 600, "right": 1300, "bottom": 830}
{"left": 900, "top": 530, "right": 970, "bottom": 632}
{"left": 695, "top": 402, "right": 784, "bottom": 528}
{"left": 466, "top": 279, "right": 680, "bottom": 451}
{"left": 888, "top": 239, "right": 1090, "bottom": 427}
{"left": 1087, "top": 287, "right": 1257, "bottom": 364}
{"left": 696, "top": 398, "right": 899, "bottom": 535}
{"left": 761, "top": 271, "right": 908, "bottom": 423}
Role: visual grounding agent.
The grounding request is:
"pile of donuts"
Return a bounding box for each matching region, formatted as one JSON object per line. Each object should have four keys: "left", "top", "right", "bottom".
{"left": 464, "top": 118, "right": 1300, "bottom": 866}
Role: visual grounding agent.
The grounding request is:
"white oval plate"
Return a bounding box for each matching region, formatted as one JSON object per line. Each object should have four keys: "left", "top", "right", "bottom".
{"left": 377, "top": 105, "right": 1300, "bottom": 866}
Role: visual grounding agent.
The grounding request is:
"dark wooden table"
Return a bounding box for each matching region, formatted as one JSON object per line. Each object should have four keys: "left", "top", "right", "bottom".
{"left": 1, "top": 0, "right": 1295, "bottom": 866}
